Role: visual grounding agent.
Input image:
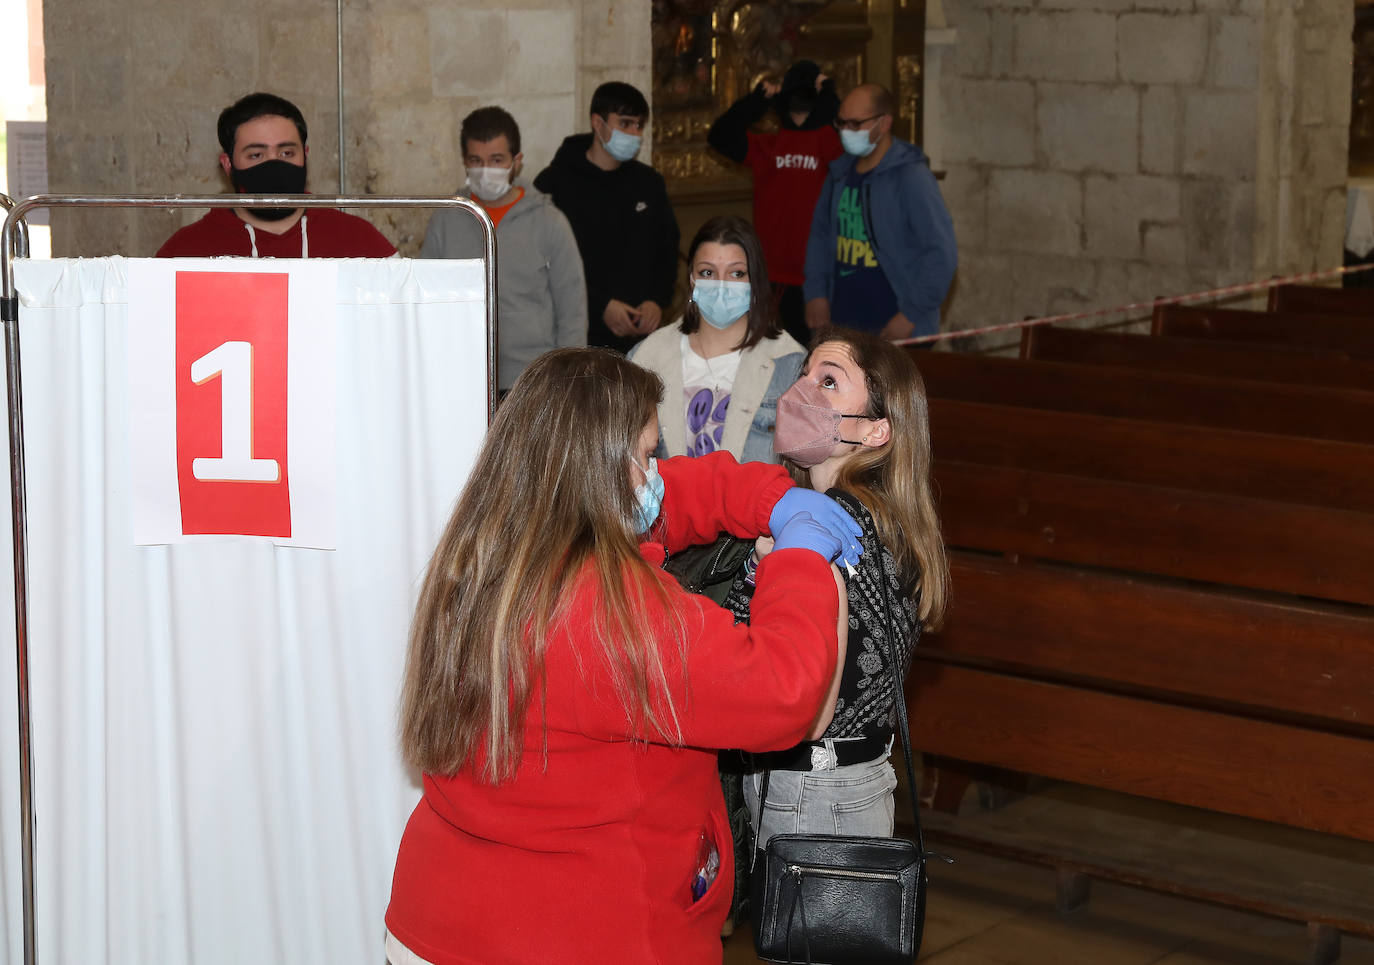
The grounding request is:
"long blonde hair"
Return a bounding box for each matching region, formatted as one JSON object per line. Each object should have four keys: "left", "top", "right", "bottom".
{"left": 793, "top": 329, "right": 949, "bottom": 630}
{"left": 399, "top": 348, "right": 684, "bottom": 782}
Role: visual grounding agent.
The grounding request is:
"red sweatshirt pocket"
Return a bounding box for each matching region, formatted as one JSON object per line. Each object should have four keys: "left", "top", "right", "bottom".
{"left": 684, "top": 807, "right": 733, "bottom": 919}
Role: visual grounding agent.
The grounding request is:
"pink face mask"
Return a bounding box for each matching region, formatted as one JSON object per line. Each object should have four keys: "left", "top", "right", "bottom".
{"left": 772, "top": 377, "right": 868, "bottom": 467}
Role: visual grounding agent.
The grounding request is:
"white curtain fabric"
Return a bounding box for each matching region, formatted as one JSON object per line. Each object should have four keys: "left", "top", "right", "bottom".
{"left": 0, "top": 256, "right": 489, "bottom": 964}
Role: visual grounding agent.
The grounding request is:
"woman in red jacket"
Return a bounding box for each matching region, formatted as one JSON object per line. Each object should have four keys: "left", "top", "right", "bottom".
{"left": 384, "top": 348, "right": 863, "bottom": 965}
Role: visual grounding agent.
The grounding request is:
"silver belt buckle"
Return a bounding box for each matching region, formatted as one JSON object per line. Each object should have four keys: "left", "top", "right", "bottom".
{"left": 809, "top": 740, "right": 839, "bottom": 771}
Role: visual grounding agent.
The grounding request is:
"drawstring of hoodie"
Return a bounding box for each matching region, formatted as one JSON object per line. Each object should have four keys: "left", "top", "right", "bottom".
{"left": 243, "top": 213, "right": 309, "bottom": 258}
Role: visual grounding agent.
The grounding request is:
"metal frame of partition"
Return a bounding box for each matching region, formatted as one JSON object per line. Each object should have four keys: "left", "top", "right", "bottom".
{"left": 1, "top": 194, "right": 497, "bottom": 965}
{"left": 0, "top": 194, "right": 31, "bottom": 259}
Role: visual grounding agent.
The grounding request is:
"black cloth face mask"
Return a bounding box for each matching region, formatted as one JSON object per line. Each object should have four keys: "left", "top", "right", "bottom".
{"left": 230, "top": 159, "right": 308, "bottom": 221}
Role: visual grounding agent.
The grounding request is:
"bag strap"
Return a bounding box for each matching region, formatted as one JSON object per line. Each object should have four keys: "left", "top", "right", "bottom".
{"left": 878, "top": 571, "right": 927, "bottom": 858}
{"left": 753, "top": 557, "right": 928, "bottom": 857}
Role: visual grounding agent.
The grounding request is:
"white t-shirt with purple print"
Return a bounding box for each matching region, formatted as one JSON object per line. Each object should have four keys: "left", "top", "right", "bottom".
{"left": 679, "top": 333, "right": 743, "bottom": 458}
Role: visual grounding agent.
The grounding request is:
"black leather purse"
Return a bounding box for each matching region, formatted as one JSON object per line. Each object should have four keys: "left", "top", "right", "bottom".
{"left": 663, "top": 533, "right": 754, "bottom": 607}
{"left": 750, "top": 572, "right": 941, "bottom": 964}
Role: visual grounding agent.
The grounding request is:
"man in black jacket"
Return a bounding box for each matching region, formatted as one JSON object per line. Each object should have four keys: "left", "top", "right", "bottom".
{"left": 534, "top": 82, "right": 680, "bottom": 354}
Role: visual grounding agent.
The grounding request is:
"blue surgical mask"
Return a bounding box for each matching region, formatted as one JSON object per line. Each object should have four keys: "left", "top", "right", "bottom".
{"left": 692, "top": 280, "right": 751, "bottom": 330}
{"left": 603, "top": 128, "right": 642, "bottom": 162}
{"left": 632, "top": 456, "right": 664, "bottom": 533}
{"left": 840, "top": 127, "right": 877, "bottom": 158}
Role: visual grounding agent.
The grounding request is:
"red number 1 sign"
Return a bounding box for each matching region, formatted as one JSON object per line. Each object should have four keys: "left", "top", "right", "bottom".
{"left": 128, "top": 259, "right": 336, "bottom": 547}
{"left": 174, "top": 271, "right": 292, "bottom": 537}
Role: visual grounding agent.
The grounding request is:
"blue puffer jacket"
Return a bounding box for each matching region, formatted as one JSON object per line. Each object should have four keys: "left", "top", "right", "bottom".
{"left": 802, "top": 139, "right": 958, "bottom": 336}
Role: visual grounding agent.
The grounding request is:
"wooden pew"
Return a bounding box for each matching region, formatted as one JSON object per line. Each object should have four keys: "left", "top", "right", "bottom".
{"left": 934, "top": 459, "right": 1374, "bottom": 605}
{"left": 905, "top": 344, "right": 1374, "bottom": 959}
{"left": 910, "top": 554, "right": 1374, "bottom": 955}
{"left": 1269, "top": 282, "right": 1374, "bottom": 317}
{"left": 915, "top": 554, "right": 1374, "bottom": 838}
{"left": 1152, "top": 304, "right": 1374, "bottom": 357}
{"left": 929, "top": 399, "right": 1374, "bottom": 513}
{"left": 1020, "top": 324, "right": 1374, "bottom": 390}
{"left": 916, "top": 350, "right": 1374, "bottom": 444}
{"left": 926, "top": 555, "right": 1374, "bottom": 744}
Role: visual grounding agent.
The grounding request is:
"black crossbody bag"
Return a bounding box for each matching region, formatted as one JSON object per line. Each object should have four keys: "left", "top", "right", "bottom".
{"left": 662, "top": 534, "right": 754, "bottom": 607}
{"left": 750, "top": 572, "right": 944, "bottom": 965}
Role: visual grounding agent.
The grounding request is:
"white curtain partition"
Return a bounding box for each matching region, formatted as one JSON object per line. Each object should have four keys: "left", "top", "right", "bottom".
{"left": 0, "top": 257, "right": 488, "bottom": 963}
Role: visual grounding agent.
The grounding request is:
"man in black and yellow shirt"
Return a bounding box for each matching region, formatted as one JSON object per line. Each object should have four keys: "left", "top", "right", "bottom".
{"left": 803, "top": 84, "right": 957, "bottom": 341}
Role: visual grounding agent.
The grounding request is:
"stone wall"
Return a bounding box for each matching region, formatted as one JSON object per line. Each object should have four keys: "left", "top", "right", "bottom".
{"left": 43, "top": 0, "right": 650, "bottom": 256}
{"left": 44, "top": 0, "right": 1354, "bottom": 298}
{"left": 1254, "top": 0, "right": 1352, "bottom": 278}
{"left": 355, "top": 0, "right": 651, "bottom": 251}
{"left": 934, "top": 0, "right": 1352, "bottom": 347}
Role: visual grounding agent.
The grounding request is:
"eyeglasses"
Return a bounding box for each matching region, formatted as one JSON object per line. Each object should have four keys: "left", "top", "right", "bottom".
{"left": 833, "top": 112, "right": 886, "bottom": 132}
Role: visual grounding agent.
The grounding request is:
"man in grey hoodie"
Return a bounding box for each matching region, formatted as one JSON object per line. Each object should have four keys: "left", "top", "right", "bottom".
{"left": 421, "top": 107, "right": 587, "bottom": 390}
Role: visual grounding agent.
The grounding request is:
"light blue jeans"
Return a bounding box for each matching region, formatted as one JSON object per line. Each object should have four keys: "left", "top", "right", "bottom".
{"left": 745, "top": 754, "right": 898, "bottom": 850}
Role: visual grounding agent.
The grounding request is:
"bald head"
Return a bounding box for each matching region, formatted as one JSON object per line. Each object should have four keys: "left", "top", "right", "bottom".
{"left": 841, "top": 84, "right": 894, "bottom": 120}
{"left": 836, "top": 83, "right": 895, "bottom": 161}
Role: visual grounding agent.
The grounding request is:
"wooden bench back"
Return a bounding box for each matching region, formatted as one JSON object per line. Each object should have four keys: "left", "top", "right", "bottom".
{"left": 936, "top": 460, "right": 1374, "bottom": 605}
{"left": 912, "top": 350, "right": 1374, "bottom": 445}
{"left": 1269, "top": 283, "right": 1374, "bottom": 317}
{"left": 908, "top": 657, "right": 1374, "bottom": 842}
{"left": 908, "top": 555, "right": 1374, "bottom": 842}
{"left": 929, "top": 399, "right": 1374, "bottom": 513}
{"left": 1152, "top": 304, "right": 1374, "bottom": 357}
{"left": 1020, "top": 324, "right": 1373, "bottom": 389}
{"left": 928, "top": 555, "right": 1374, "bottom": 733}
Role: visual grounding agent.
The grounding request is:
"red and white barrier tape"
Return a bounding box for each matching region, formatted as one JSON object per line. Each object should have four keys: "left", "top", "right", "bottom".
{"left": 896, "top": 261, "right": 1374, "bottom": 347}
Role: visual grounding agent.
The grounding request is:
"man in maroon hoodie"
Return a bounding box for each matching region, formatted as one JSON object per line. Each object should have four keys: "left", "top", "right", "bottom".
{"left": 708, "top": 61, "right": 842, "bottom": 346}
{"left": 157, "top": 92, "right": 396, "bottom": 259}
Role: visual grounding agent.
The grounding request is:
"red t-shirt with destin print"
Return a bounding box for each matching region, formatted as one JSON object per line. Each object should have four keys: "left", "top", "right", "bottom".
{"left": 746, "top": 125, "right": 843, "bottom": 286}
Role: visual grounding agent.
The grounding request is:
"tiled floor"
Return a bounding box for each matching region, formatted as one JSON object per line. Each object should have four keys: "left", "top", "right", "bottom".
{"left": 722, "top": 845, "right": 1374, "bottom": 964}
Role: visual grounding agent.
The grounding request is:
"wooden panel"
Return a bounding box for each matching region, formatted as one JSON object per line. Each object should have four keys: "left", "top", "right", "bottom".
{"left": 919, "top": 785, "right": 1374, "bottom": 935}
{"left": 936, "top": 461, "right": 1374, "bottom": 605}
{"left": 912, "top": 350, "right": 1374, "bottom": 445}
{"left": 929, "top": 554, "right": 1374, "bottom": 730}
{"left": 1269, "top": 283, "right": 1374, "bottom": 318}
{"left": 1153, "top": 305, "right": 1374, "bottom": 357}
{"left": 1021, "top": 325, "right": 1374, "bottom": 391}
{"left": 905, "top": 664, "right": 1374, "bottom": 841}
{"left": 929, "top": 399, "right": 1374, "bottom": 512}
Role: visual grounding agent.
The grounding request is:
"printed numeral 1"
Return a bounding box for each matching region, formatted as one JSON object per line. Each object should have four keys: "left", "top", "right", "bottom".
{"left": 189, "top": 340, "right": 280, "bottom": 483}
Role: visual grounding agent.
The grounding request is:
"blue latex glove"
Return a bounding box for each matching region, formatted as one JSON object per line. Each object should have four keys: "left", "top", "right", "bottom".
{"left": 771, "top": 512, "right": 844, "bottom": 562}
{"left": 769, "top": 488, "right": 864, "bottom": 568}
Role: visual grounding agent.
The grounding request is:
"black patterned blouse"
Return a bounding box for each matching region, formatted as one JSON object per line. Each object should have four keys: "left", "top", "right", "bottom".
{"left": 723, "top": 488, "right": 920, "bottom": 741}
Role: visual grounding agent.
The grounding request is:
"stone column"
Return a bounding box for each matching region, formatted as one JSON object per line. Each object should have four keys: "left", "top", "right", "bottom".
{"left": 1253, "top": 0, "right": 1353, "bottom": 278}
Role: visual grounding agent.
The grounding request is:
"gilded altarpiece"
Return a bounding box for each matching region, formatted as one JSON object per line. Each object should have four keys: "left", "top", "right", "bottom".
{"left": 651, "top": 0, "right": 928, "bottom": 205}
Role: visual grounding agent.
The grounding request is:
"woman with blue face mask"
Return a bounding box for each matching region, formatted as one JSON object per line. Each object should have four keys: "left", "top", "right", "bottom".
{"left": 628, "top": 215, "right": 805, "bottom": 464}
{"left": 628, "top": 215, "right": 810, "bottom": 936}
{"left": 384, "top": 347, "right": 863, "bottom": 965}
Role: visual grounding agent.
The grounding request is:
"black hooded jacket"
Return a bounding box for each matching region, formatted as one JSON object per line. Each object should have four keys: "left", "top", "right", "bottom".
{"left": 534, "top": 134, "right": 681, "bottom": 353}
{"left": 707, "top": 68, "right": 839, "bottom": 164}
